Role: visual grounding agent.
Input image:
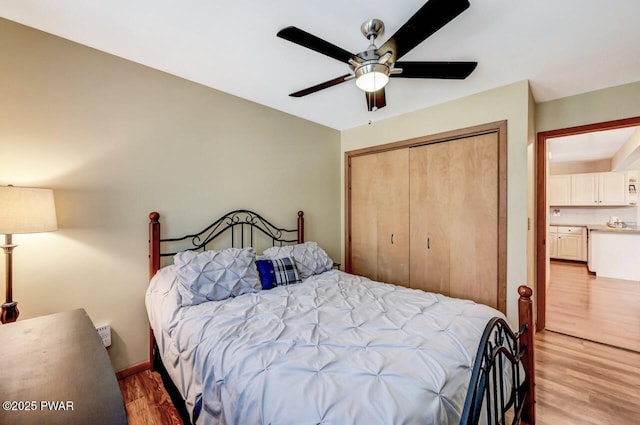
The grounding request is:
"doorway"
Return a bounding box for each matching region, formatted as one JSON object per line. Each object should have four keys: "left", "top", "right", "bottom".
{"left": 536, "top": 116, "right": 640, "bottom": 350}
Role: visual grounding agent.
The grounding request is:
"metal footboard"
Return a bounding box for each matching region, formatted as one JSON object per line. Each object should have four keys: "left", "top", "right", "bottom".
{"left": 459, "top": 316, "right": 532, "bottom": 425}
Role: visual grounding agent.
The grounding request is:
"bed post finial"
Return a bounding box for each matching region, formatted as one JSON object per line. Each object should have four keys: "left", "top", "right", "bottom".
{"left": 297, "top": 211, "right": 304, "bottom": 243}
{"left": 518, "top": 285, "right": 535, "bottom": 425}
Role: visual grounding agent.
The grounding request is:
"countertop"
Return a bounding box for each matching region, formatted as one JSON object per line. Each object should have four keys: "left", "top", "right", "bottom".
{"left": 586, "top": 224, "right": 640, "bottom": 234}
{"left": 550, "top": 222, "right": 640, "bottom": 234}
{"left": 550, "top": 223, "right": 640, "bottom": 234}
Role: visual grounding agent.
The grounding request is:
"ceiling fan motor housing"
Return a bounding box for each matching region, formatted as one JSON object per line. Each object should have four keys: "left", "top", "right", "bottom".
{"left": 361, "top": 18, "right": 385, "bottom": 40}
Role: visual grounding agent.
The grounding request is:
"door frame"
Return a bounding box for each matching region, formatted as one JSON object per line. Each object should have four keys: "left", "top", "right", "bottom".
{"left": 535, "top": 115, "right": 640, "bottom": 331}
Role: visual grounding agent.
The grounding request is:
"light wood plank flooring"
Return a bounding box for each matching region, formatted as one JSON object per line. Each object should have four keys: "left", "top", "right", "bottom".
{"left": 546, "top": 259, "right": 640, "bottom": 351}
{"left": 119, "top": 331, "right": 640, "bottom": 425}
{"left": 535, "top": 330, "right": 640, "bottom": 425}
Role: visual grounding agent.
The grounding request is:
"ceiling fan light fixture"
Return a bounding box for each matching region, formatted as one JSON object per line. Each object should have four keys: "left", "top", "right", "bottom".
{"left": 355, "top": 63, "right": 390, "bottom": 92}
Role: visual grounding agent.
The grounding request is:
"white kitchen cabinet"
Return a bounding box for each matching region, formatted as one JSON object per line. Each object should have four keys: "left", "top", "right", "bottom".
{"left": 557, "top": 229, "right": 582, "bottom": 260}
{"left": 548, "top": 175, "right": 572, "bottom": 206}
{"left": 549, "top": 228, "right": 558, "bottom": 257}
{"left": 549, "top": 172, "right": 628, "bottom": 206}
{"left": 598, "top": 172, "right": 627, "bottom": 205}
{"left": 570, "top": 172, "right": 626, "bottom": 206}
{"left": 549, "top": 225, "right": 586, "bottom": 261}
{"left": 570, "top": 174, "right": 598, "bottom": 205}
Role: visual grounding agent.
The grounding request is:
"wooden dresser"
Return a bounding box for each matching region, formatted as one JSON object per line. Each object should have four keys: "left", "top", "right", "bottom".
{"left": 0, "top": 309, "right": 127, "bottom": 425}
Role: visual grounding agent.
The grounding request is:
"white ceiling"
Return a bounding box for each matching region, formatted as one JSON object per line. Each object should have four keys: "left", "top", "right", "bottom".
{"left": 1, "top": 0, "right": 640, "bottom": 130}
{"left": 548, "top": 127, "right": 639, "bottom": 164}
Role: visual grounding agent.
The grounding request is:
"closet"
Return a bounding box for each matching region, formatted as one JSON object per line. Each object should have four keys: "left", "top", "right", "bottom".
{"left": 346, "top": 122, "right": 506, "bottom": 312}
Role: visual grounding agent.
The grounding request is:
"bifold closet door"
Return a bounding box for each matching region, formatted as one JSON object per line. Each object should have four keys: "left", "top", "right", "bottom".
{"left": 350, "top": 153, "right": 379, "bottom": 281}
{"left": 349, "top": 149, "right": 409, "bottom": 285}
{"left": 409, "top": 142, "right": 450, "bottom": 294}
{"left": 376, "top": 149, "right": 409, "bottom": 285}
{"left": 409, "top": 132, "right": 499, "bottom": 309}
{"left": 449, "top": 133, "right": 498, "bottom": 308}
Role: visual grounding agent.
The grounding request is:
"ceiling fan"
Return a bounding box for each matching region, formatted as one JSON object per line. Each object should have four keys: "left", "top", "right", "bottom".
{"left": 277, "top": 0, "right": 477, "bottom": 111}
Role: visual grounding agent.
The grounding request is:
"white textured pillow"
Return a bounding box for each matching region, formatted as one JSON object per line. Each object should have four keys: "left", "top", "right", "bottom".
{"left": 174, "top": 248, "right": 261, "bottom": 306}
{"left": 263, "top": 241, "right": 333, "bottom": 279}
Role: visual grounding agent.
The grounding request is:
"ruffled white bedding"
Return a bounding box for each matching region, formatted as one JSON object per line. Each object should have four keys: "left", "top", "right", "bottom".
{"left": 146, "top": 268, "right": 505, "bottom": 425}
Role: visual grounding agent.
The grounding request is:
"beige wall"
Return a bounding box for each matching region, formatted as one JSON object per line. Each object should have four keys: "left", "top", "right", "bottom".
{"left": 341, "top": 80, "right": 533, "bottom": 325}
{"left": 526, "top": 86, "right": 537, "bottom": 317}
{"left": 550, "top": 159, "right": 612, "bottom": 175}
{"left": 0, "top": 19, "right": 341, "bottom": 371}
{"left": 537, "top": 81, "right": 640, "bottom": 132}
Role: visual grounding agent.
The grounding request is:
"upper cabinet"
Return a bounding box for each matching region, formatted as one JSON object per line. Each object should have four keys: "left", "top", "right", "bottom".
{"left": 548, "top": 175, "right": 572, "bottom": 205}
{"left": 596, "top": 172, "right": 627, "bottom": 205}
{"left": 570, "top": 173, "right": 599, "bottom": 205}
{"left": 549, "top": 171, "right": 630, "bottom": 206}
{"left": 572, "top": 172, "right": 626, "bottom": 206}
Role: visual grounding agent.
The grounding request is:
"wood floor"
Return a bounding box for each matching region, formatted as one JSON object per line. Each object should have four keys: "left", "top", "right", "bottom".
{"left": 535, "top": 330, "right": 640, "bottom": 425}
{"left": 119, "top": 330, "right": 640, "bottom": 425}
{"left": 546, "top": 259, "right": 640, "bottom": 351}
{"left": 118, "top": 370, "right": 182, "bottom": 425}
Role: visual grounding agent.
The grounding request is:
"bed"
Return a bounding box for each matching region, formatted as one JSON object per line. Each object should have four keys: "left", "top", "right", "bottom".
{"left": 146, "top": 210, "right": 535, "bottom": 425}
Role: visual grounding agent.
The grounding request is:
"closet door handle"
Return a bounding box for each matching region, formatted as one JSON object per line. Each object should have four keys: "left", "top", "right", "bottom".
{"left": 391, "top": 233, "right": 394, "bottom": 244}
{"left": 427, "top": 237, "right": 430, "bottom": 250}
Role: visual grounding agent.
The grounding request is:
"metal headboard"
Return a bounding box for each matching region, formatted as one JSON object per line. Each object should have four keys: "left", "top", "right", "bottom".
{"left": 148, "top": 209, "right": 304, "bottom": 279}
{"left": 160, "top": 209, "right": 303, "bottom": 256}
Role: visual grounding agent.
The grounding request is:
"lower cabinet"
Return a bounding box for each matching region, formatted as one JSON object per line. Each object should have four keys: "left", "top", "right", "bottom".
{"left": 549, "top": 226, "right": 587, "bottom": 261}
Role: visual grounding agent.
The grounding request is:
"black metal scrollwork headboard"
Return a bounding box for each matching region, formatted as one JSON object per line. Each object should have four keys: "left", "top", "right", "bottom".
{"left": 148, "top": 209, "right": 304, "bottom": 278}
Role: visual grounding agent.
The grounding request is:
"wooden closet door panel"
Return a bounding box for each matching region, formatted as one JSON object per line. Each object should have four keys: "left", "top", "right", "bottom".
{"left": 376, "top": 149, "right": 410, "bottom": 286}
{"left": 409, "top": 143, "right": 450, "bottom": 294}
{"left": 350, "top": 154, "right": 379, "bottom": 280}
{"left": 449, "top": 133, "right": 499, "bottom": 308}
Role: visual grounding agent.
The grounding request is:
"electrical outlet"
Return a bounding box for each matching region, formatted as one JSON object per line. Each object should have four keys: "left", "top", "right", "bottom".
{"left": 96, "top": 324, "right": 111, "bottom": 348}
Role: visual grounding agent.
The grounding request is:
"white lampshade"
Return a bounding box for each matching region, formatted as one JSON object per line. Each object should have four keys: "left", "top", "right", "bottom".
{"left": 355, "top": 63, "right": 390, "bottom": 92}
{"left": 0, "top": 186, "right": 58, "bottom": 234}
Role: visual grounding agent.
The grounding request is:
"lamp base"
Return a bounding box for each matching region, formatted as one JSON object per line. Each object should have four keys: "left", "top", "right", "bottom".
{"left": 1, "top": 301, "right": 19, "bottom": 324}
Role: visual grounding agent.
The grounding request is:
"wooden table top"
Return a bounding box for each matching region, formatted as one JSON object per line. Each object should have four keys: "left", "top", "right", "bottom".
{"left": 0, "top": 309, "right": 127, "bottom": 425}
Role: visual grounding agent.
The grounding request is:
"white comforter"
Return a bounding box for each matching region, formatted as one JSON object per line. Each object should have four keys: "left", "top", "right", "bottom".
{"left": 146, "top": 268, "right": 504, "bottom": 425}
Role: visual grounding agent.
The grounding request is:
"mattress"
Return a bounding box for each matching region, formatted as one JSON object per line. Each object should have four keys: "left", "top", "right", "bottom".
{"left": 146, "top": 267, "right": 505, "bottom": 425}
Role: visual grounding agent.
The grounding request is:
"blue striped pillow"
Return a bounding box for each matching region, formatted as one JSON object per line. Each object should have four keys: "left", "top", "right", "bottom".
{"left": 255, "top": 257, "right": 301, "bottom": 290}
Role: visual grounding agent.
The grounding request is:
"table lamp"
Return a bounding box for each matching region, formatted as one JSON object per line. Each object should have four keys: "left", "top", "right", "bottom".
{"left": 0, "top": 185, "right": 57, "bottom": 324}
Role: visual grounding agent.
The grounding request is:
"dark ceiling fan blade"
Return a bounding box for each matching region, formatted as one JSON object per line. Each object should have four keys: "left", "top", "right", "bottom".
{"left": 365, "top": 88, "right": 386, "bottom": 111}
{"left": 277, "top": 26, "right": 357, "bottom": 64}
{"left": 377, "top": 0, "right": 470, "bottom": 62}
{"left": 289, "top": 74, "right": 352, "bottom": 97}
{"left": 392, "top": 61, "right": 477, "bottom": 79}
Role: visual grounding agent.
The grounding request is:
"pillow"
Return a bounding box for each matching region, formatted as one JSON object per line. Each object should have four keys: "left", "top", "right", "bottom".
{"left": 174, "top": 248, "right": 261, "bottom": 306}
{"left": 255, "top": 257, "right": 301, "bottom": 289}
{"left": 263, "top": 241, "right": 333, "bottom": 279}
